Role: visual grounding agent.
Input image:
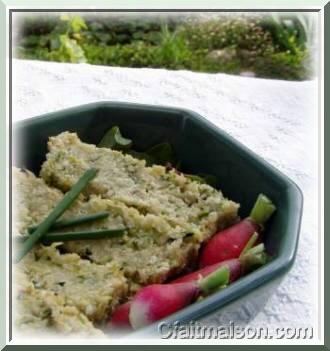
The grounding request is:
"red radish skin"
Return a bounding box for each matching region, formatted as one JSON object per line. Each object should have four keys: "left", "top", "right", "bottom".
{"left": 110, "top": 260, "right": 239, "bottom": 329}
{"left": 199, "top": 219, "right": 259, "bottom": 267}
{"left": 110, "top": 282, "right": 204, "bottom": 329}
{"left": 129, "top": 265, "right": 229, "bottom": 329}
{"left": 172, "top": 259, "right": 242, "bottom": 284}
{"left": 110, "top": 244, "right": 266, "bottom": 329}
{"left": 199, "top": 194, "right": 276, "bottom": 267}
{"left": 129, "top": 282, "right": 199, "bottom": 329}
{"left": 109, "top": 194, "right": 276, "bottom": 330}
{"left": 173, "top": 243, "right": 266, "bottom": 285}
{"left": 108, "top": 302, "right": 131, "bottom": 329}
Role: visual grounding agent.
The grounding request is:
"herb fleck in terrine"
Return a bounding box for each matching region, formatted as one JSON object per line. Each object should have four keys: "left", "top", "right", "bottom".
{"left": 15, "top": 245, "right": 127, "bottom": 336}
{"left": 14, "top": 131, "right": 239, "bottom": 335}
{"left": 40, "top": 132, "right": 239, "bottom": 241}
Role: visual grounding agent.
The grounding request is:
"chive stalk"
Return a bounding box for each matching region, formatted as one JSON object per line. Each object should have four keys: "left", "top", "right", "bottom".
{"left": 19, "top": 228, "right": 126, "bottom": 244}
{"left": 27, "top": 211, "right": 109, "bottom": 234}
{"left": 15, "top": 168, "right": 97, "bottom": 262}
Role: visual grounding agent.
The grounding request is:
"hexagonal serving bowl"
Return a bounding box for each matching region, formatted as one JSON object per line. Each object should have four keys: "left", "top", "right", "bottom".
{"left": 12, "top": 101, "right": 303, "bottom": 333}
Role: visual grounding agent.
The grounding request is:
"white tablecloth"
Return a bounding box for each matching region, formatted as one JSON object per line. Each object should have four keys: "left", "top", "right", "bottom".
{"left": 12, "top": 59, "right": 320, "bottom": 340}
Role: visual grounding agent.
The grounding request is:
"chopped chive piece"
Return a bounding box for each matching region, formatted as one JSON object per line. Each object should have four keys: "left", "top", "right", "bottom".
{"left": 28, "top": 211, "right": 109, "bottom": 234}
{"left": 19, "top": 228, "right": 126, "bottom": 244}
{"left": 15, "top": 168, "right": 98, "bottom": 262}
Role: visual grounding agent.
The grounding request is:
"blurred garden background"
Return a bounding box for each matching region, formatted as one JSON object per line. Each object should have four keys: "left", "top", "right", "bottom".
{"left": 14, "top": 12, "right": 316, "bottom": 80}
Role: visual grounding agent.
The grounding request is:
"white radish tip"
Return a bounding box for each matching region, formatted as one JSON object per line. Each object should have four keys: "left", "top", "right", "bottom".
{"left": 129, "top": 300, "right": 151, "bottom": 329}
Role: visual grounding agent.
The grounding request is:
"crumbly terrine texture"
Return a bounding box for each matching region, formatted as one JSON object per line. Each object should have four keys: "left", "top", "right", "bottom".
{"left": 40, "top": 132, "right": 239, "bottom": 241}
{"left": 14, "top": 132, "right": 239, "bottom": 335}
{"left": 14, "top": 168, "right": 209, "bottom": 287}
{"left": 14, "top": 267, "right": 103, "bottom": 336}
{"left": 14, "top": 245, "right": 127, "bottom": 336}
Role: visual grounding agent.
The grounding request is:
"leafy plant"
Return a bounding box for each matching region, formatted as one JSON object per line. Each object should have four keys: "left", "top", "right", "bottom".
{"left": 47, "top": 34, "right": 86, "bottom": 63}
{"left": 17, "top": 15, "right": 88, "bottom": 63}
{"left": 142, "top": 142, "right": 177, "bottom": 166}
{"left": 98, "top": 126, "right": 133, "bottom": 150}
{"left": 254, "top": 50, "right": 310, "bottom": 80}
{"left": 46, "top": 15, "right": 88, "bottom": 63}
{"left": 83, "top": 41, "right": 157, "bottom": 67}
{"left": 181, "top": 17, "right": 274, "bottom": 56}
{"left": 98, "top": 126, "right": 177, "bottom": 166}
{"left": 257, "top": 14, "right": 313, "bottom": 54}
{"left": 15, "top": 14, "right": 313, "bottom": 80}
{"left": 152, "top": 24, "right": 192, "bottom": 69}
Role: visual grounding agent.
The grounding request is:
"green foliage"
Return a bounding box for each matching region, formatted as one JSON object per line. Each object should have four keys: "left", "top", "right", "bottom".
{"left": 82, "top": 41, "right": 157, "bottom": 67}
{"left": 17, "top": 14, "right": 87, "bottom": 63}
{"left": 16, "top": 14, "right": 313, "bottom": 80}
{"left": 142, "top": 142, "right": 177, "bottom": 166}
{"left": 19, "top": 16, "right": 58, "bottom": 36}
{"left": 98, "top": 126, "right": 133, "bottom": 150}
{"left": 46, "top": 34, "right": 86, "bottom": 63}
{"left": 83, "top": 25, "right": 192, "bottom": 69}
{"left": 152, "top": 24, "right": 192, "bottom": 69}
{"left": 84, "top": 18, "right": 164, "bottom": 46}
{"left": 254, "top": 50, "right": 311, "bottom": 80}
{"left": 46, "top": 15, "right": 87, "bottom": 63}
{"left": 98, "top": 126, "right": 177, "bottom": 166}
{"left": 81, "top": 22, "right": 241, "bottom": 73}
{"left": 258, "top": 14, "right": 309, "bottom": 54}
{"left": 181, "top": 17, "right": 274, "bottom": 56}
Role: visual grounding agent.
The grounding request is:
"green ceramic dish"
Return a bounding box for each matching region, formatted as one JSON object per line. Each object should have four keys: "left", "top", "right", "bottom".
{"left": 12, "top": 101, "right": 303, "bottom": 333}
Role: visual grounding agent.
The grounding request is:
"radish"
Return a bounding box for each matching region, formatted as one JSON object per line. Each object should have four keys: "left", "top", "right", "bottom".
{"left": 109, "top": 260, "right": 238, "bottom": 329}
{"left": 171, "top": 259, "right": 240, "bottom": 284}
{"left": 199, "top": 194, "right": 275, "bottom": 267}
{"left": 109, "top": 243, "right": 266, "bottom": 329}
{"left": 129, "top": 265, "right": 230, "bottom": 329}
{"left": 172, "top": 243, "right": 267, "bottom": 284}
{"left": 108, "top": 302, "right": 131, "bottom": 329}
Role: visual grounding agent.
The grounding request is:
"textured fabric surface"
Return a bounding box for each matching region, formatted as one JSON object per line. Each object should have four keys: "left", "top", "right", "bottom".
{"left": 12, "top": 59, "right": 320, "bottom": 338}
